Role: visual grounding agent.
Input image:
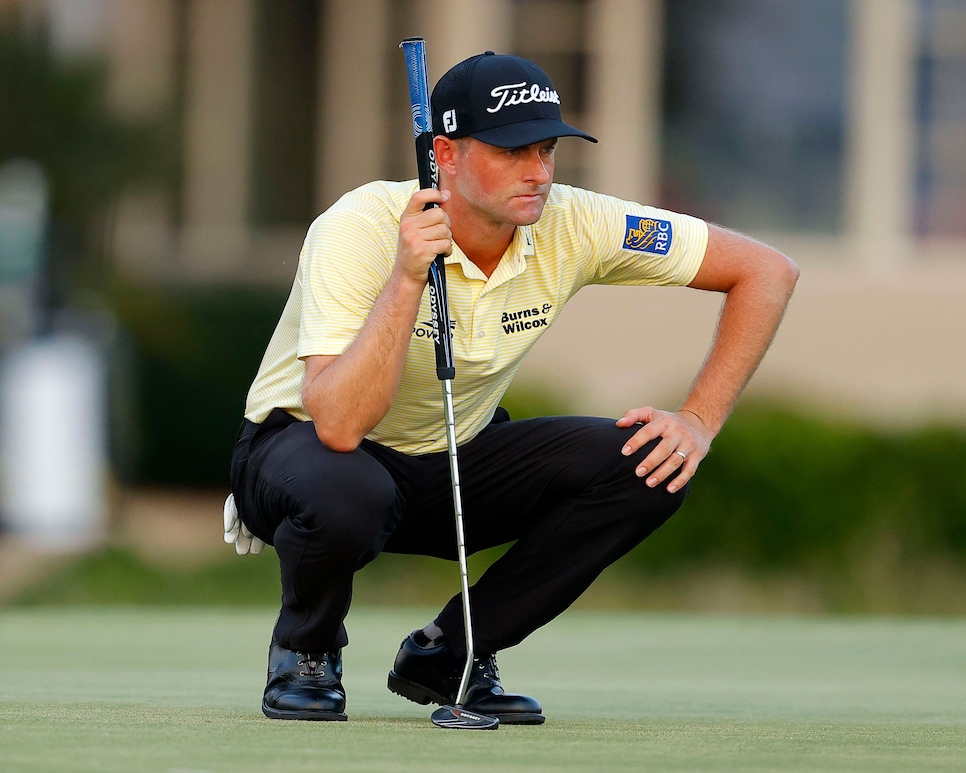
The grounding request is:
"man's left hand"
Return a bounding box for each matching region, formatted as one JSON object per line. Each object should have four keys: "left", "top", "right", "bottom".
{"left": 616, "top": 407, "right": 714, "bottom": 493}
{"left": 224, "top": 494, "right": 266, "bottom": 555}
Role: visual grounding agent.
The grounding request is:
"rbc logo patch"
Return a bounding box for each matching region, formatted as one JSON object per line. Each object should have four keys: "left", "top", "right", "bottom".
{"left": 624, "top": 215, "right": 673, "bottom": 255}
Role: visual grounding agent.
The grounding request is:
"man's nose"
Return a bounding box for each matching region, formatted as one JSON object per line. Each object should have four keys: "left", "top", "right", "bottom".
{"left": 525, "top": 151, "right": 551, "bottom": 183}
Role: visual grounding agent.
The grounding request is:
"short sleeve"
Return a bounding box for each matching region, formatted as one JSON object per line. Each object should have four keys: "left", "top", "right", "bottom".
{"left": 297, "top": 210, "right": 394, "bottom": 358}
{"left": 567, "top": 188, "right": 709, "bottom": 287}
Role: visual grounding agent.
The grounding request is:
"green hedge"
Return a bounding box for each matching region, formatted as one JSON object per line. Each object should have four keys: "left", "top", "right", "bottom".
{"left": 110, "top": 282, "right": 288, "bottom": 486}
{"left": 10, "top": 403, "right": 966, "bottom": 611}
{"left": 107, "top": 282, "right": 966, "bottom": 582}
{"left": 631, "top": 405, "right": 966, "bottom": 571}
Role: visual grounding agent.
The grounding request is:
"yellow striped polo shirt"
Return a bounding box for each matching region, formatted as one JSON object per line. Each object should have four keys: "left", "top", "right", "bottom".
{"left": 244, "top": 180, "right": 708, "bottom": 454}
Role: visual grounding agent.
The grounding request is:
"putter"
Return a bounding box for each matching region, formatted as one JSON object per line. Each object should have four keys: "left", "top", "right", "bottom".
{"left": 400, "top": 37, "right": 499, "bottom": 731}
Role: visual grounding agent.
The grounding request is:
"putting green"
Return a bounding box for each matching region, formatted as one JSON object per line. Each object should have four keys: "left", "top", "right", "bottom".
{"left": 1, "top": 607, "right": 964, "bottom": 772}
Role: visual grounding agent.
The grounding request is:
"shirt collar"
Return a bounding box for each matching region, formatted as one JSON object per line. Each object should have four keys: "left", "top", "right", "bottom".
{"left": 445, "top": 224, "right": 534, "bottom": 289}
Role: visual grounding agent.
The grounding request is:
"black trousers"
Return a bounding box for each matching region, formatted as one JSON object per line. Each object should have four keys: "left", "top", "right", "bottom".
{"left": 230, "top": 407, "right": 688, "bottom": 658}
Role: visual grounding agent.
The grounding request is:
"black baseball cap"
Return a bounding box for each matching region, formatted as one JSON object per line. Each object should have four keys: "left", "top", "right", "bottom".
{"left": 431, "top": 51, "right": 597, "bottom": 148}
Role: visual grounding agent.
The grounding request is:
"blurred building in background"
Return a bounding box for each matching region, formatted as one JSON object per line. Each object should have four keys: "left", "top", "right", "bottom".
{"left": 2, "top": 0, "right": 965, "bottom": 431}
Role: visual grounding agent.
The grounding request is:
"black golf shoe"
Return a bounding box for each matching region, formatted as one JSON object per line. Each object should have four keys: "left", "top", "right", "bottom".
{"left": 387, "top": 631, "right": 545, "bottom": 725}
{"left": 262, "top": 641, "right": 347, "bottom": 721}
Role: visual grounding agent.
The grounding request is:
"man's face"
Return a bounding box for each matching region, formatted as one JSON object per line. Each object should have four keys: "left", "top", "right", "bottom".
{"left": 449, "top": 137, "right": 557, "bottom": 227}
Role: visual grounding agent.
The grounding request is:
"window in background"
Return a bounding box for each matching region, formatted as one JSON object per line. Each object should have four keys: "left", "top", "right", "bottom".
{"left": 661, "top": 0, "right": 848, "bottom": 233}
{"left": 512, "top": 0, "right": 590, "bottom": 188}
{"left": 385, "top": 0, "right": 420, "bottom": 186}
{"left": 915, "top": 0, "right": 966, "bottom": 238}
{"left": 249, "top": 0, "right": 319, "bottom": 226}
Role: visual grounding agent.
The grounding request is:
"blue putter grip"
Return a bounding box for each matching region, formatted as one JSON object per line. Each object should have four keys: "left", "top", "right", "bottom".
{"left": 400, "top": 37, "right": 455, "bottom": 381}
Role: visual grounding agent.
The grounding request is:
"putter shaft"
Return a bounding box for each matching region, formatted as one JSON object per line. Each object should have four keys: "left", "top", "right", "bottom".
{"left": 441, "top": 378, "right": 475, "bottom": 705}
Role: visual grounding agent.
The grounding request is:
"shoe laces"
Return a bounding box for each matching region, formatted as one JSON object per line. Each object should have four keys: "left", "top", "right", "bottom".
{"left": 297, "top": 652, "right": 331, "bottom": 678}
{"left": 473, "top": 653, "right": 500, "bottom": 683}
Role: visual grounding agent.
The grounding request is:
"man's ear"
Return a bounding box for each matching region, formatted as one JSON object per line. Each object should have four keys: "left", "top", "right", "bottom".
{"left": 434, "top": 135, "right": 459, "bottom": 176}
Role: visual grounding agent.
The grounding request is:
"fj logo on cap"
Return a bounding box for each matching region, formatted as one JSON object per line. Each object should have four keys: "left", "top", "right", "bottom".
{"left": 442, "top": 109, "right": 457, "bottom": 133}
{"left": 624, "top": 215, "right": 673, "bottom": 255}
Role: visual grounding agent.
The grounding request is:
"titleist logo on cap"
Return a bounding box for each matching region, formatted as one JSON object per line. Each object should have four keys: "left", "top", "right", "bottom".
{"left": 430, "top": 51, "right": 596, "bottom": 147}
{"left": 487, "top": 82, "right": 562, "bottom": 114}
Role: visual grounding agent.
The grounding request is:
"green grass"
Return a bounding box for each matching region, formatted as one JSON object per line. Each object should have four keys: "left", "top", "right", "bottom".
{"left": 1, "top": 607, "right": 964, "bottom": 772}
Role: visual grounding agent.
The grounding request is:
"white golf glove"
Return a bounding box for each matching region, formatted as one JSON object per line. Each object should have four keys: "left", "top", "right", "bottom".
{"left": 223, "top": 493, "right": 265, "bottom": 555}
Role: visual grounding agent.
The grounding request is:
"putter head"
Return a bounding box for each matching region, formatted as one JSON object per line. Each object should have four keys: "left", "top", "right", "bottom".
{"left": 431, "top": 705, "right": 500, "bottom": 730}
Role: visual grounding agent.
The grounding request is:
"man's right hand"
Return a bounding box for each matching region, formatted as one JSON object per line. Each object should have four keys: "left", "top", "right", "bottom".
{"left": 300, "top": 187, "right": 452, "bottom": 452}
{"left": 394, "top": 187, "right": 452, "bottom": 285}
